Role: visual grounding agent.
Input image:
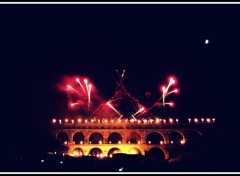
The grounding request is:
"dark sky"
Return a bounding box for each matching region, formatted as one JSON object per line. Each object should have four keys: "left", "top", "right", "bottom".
{"left": 0, "top": 4, "right": 239, "bottom": 160}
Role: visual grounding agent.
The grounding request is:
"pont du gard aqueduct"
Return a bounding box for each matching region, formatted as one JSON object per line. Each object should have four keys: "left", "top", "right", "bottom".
{"left": 49, "top": 117, "right": 216, "bottom": 160}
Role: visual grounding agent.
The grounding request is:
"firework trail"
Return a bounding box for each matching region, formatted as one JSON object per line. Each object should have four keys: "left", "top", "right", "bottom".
{"left": 76, "top": 78, "right": 86, "bottom": 94}
{"left": 106, "top": 101, "right": 122, "bottom": 116}
{"left": 88, "top": 84, "right": 92, "bottom": 109}
{"left": 67, "top": 85, "right": 79, "bottom": 94}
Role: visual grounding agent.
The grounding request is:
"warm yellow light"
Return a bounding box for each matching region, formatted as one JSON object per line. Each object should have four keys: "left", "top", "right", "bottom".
{"left": 138, "top": 141, "right": 141, "bottom": 144}
{"left": 143, "top": 119, "right": 147, "bottom": 124}
{"left": 130, "top": 119, "right": 134, "bottom": 123}
{"left": 156, "top": 119, "right": 160, "bottom": 123}
{"left": 52, "top": 119, "right": 56, "bottom": 123}
{"left": 91, "top": 119, "right": 94, "bottom": 123}
{"left": 118, "top": 141, "right": 121, "bottom": 144}
{"left": 78, "top": 119, "right": 81, "bottom": 123}
{"left": 118, "top": 119, "right": 121, "bottom": 123}
{"left": 169, "top": 118, "right": 173, "bottom": 123}
{"left": 207, "top": 118, "right": 211, "bottom": 123}
{"left": 111, "top": 119, "right": 114, "bottom": 123}
{"left": 99, "top": 141, "right": 102, "bottom": 144}
{"left": 180, "top": 140, "right": 185, "bottom": 144}
{"left": 194, "top": 118, "right": 198, "bottom": 123}
{"left": 85, "top": 119, "right": 88, "bottom": 123}
{"left": 65, "top": 119, "right": 68, "bottom": 123}
{"left": 105, "top": 119, "right": 108, "bottom": 123}
{"left": 110, "top": 154, "right": 113, "bottom": 158}
{"left": 80, "top": 141, "right": 83, "bottom": 144}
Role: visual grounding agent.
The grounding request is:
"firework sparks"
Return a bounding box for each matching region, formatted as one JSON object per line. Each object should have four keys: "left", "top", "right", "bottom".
{"left": 106, "top": 101, "right": 122, "bottom": 116}
{"left": 76, "top": 78, "right": 86, "bottom": 94}
{"left": 70, "top": 103, "right": 81, "bottom": 107}
{"left": 84, "top": 79, "right": 89, "bottom": 93}
{"left": 161, "top": 77, "right": 178, "bottom": 107}
{"left": 67, "top": 85, "right": 78, "bottom": 94}
{"left": 88, "top": 84, "right": 92, "bottom": 109}
{"left": 133, "top": 107, "right": 145, "bottom": 116}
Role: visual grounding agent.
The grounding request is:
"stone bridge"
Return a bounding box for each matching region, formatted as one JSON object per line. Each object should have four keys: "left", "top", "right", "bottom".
{"left": 49, "top": 117, "right": 215, "bottom": 160}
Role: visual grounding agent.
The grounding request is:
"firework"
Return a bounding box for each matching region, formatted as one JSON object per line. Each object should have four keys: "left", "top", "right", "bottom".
{"left": 84, "top": 79, "right": 89, "bottom": 92}
{"left": 106, "top": 101, "right": 122, "bottom": 116}
{"left": 133, "top": 107, "right": 145, "bottom": 116}
{"left": 70, "top": 103, "right": 81, "bottom": 107}
{"left": 67, "top": 85, "right": 78, "bottom": 94}
{"left": 161, "top": 77, "right": 179, "bottom": 108}
{"left": 88, "top": 84, "right": 92, "bottom": 109}
{"left": 76, "top": 78, "right": 86, "bottom": 94}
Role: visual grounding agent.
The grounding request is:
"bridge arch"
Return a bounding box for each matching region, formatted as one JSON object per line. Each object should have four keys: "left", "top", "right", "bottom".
{"left": 72, "top": 147, "right": 84, "bottom": 157}
{"left": 169, "top": 131, "right": 184, "bottom": 144}
{"left": 108, "top": 147, "right": 122, "bottom": 156}
{"left": 126, "top": 132, "right": 141, "bottom": 144}
{"left": 146, "top": 132, "right": 164, "bottom": 144}
{"left": 89, "top": 132, "right": 104, "bottom": 144}
{"left": 107, "top": 132, "right": 123, "bottom": 144}
{"left": 128, "top": 147, "right": 142, "bottom": 155}
{"left": 56, "top": 131, "right": 69, "bottom": 145}
{"left": 73, "top": 132, "right": 84, "bottom": 144}
{"left": 147, "top": 147, "right": 165, "bottom": 161}
{"left": 89, "top": 147, "right": 103, "bottom": 156}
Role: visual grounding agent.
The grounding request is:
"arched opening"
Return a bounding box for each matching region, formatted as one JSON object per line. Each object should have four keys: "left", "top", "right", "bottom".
{"left": 128, "top": 147, "right": 142, "bottom": 155}
{"left": 146, "top": 132, "right": 164, "bottom": 144}
{"left": 73, "top": 148, "right": 84, "bottom": 157}
{"left": 108, "top": 132, "right": 122, "bottom": 144}
{"left": 169, "top": 131, "right": 184, "bottom": 144}
{"left": 126, "top": 132, "right": 141, "bottom": 144}
{"left": 56, "top": 132, "right": 69, "bottom": 145}
{"left": 89, "top": 148, "right": 103, "bottom": 156}
{"left": 89, "top": 132, "right": 104, "bottom": 144}
{"left": 73, "top": 132, "right": 84, "bottom": 144}
{"left": 147, "top": 147, "right": 165, "bottom": 161}
{"left": 108, "top": 148, "right": 122, "bottom": 156}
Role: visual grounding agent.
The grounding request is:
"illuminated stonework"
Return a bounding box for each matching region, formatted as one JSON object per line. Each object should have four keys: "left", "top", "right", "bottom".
{"left": 50, "top": 117, "right": 215, "bottom": 160}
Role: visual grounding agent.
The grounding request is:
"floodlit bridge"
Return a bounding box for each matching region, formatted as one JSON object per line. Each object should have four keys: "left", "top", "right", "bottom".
{"left": 49, "top": 117, "right": 215, "bottom": 160}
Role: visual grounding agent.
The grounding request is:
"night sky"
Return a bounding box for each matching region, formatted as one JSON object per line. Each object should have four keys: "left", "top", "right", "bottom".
{"left": 0, "top": 4, "right": 240, "bottom": 171}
